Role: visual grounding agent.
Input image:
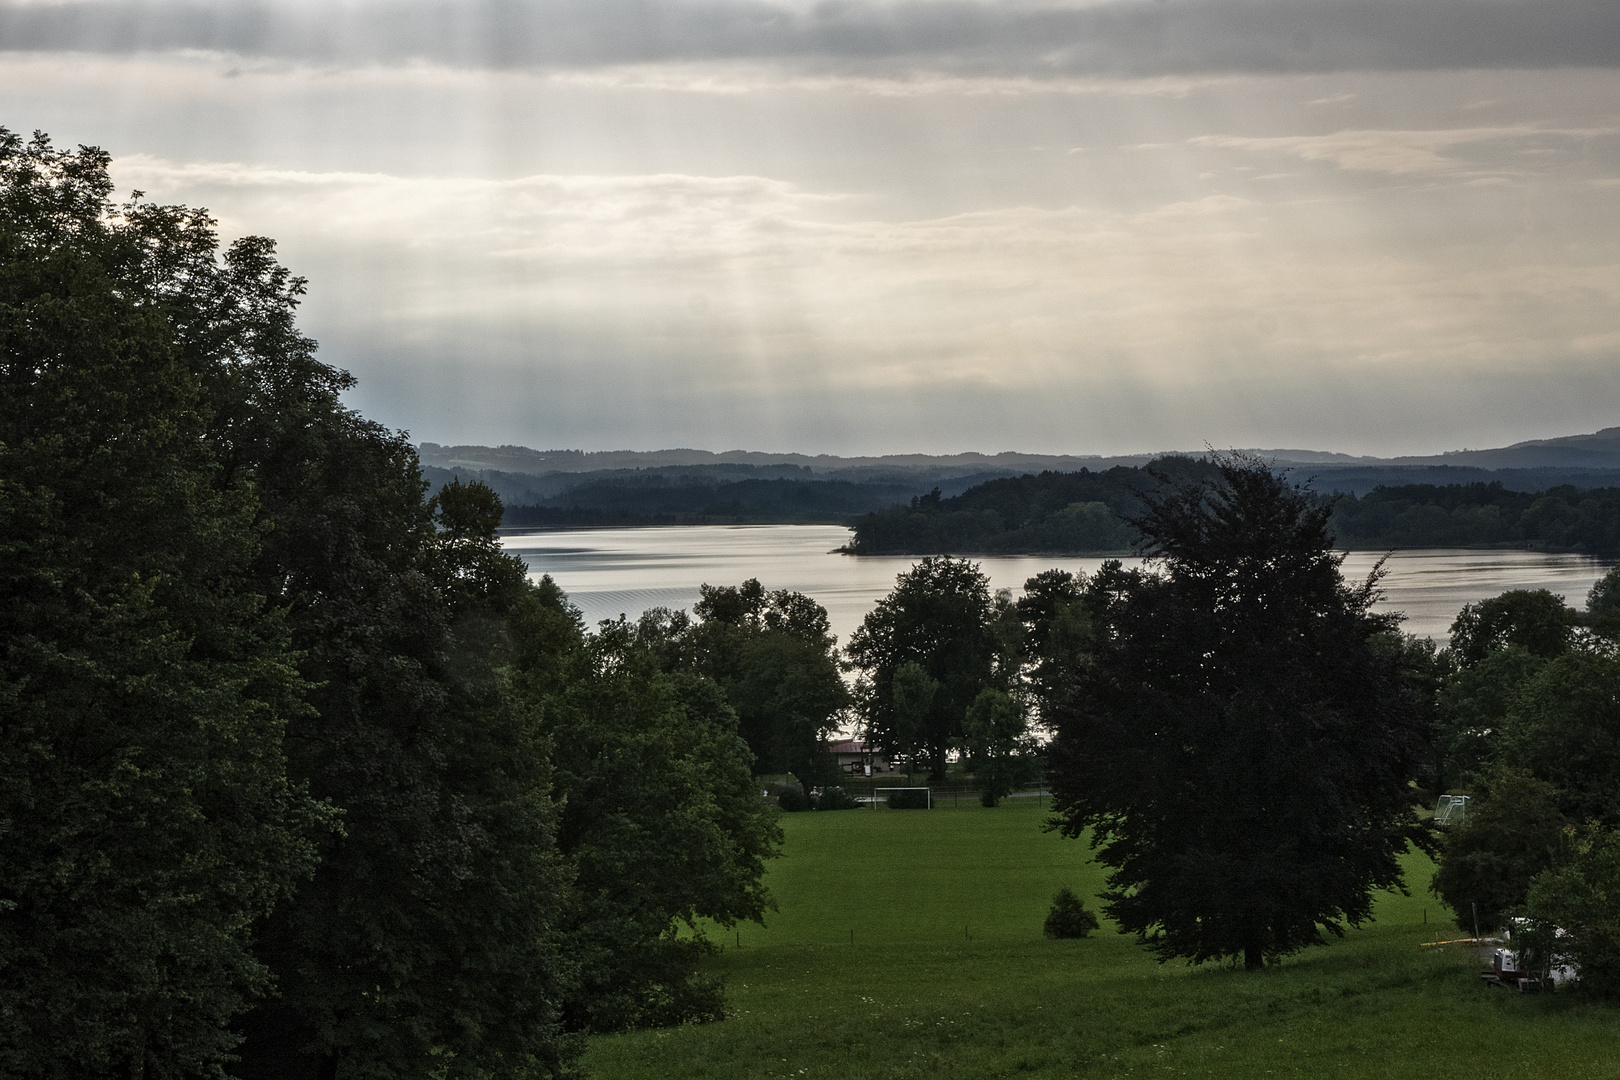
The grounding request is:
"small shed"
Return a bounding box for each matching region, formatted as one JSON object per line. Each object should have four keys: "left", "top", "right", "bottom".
{"left": 829, "top": 738, "right": 892, "bottom": 776}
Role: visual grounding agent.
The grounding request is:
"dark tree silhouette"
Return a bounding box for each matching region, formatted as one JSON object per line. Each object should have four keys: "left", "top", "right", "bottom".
{"left": 847, "top": 557, "right": 996, "bottom": 779}
{"left": 1047, "top": 457, "right": 1433, "bottom": 970}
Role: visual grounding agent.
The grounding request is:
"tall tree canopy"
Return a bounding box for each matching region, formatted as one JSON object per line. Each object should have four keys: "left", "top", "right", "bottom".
{"left": 0, "top": 127, "right": 335, "bottom": 1080}
{"left": 682, "top": 579, "right": 850, "bottom": 794}
{"left": 1, "top": 130, "right": 581, "bottom": 1080}
{"left": 847, "top": 556, "right": 996, "bottom": 779}
{"left": 1047, "top": 457, "right": 1433, "bottom": 970}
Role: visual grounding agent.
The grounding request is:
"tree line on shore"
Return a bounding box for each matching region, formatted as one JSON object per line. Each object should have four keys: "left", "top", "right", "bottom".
{"left": 843, "top": 464, "right": 1620, "bottom": 557}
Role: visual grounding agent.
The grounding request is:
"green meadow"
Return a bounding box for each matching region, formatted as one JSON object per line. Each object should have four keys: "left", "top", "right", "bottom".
{"left": 584, "top": 799, "right": 1620, "bottom": 1079}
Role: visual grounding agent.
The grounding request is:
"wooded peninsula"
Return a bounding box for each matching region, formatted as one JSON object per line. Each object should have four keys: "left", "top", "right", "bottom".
{"left": 843, "top": 461, "right": 1620, "bottom": 556}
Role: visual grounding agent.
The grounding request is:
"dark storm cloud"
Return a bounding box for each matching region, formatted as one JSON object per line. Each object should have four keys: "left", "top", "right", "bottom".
{"left": 2, "top": 0, "right": 1618, "bottom": 76}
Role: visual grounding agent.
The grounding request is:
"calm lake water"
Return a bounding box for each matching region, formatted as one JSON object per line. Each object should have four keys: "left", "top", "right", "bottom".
{"left": 502, "top": 525, "right": 1613, "bottom": 646}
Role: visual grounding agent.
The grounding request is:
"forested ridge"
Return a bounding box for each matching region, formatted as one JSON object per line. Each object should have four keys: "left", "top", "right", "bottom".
{"left": 844, "top": 464, "right": 1620, "bottom": 556}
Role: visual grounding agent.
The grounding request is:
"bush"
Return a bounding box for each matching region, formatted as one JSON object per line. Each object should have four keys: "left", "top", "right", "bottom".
{"left": 887, "top": 789, "right": 930, "bottom": 810}
{"left": 1431, "top": 769, "right": 1570, "bottom": 934}
{"left": 815, "top": 786, "right": 860, "bottom": 811}
{"left": 778, "top": 788, "right": 811, "bottom": 812}
{"left": 1044, "top": 886, "right": 1100, "bottom": 939}
{"left": 1523, "top": 824, "right": 1620, "bottom": 996}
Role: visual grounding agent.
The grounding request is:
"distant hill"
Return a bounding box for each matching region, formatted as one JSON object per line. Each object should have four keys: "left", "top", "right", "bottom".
{"left": 1382, "top": 427, "right": 1620, "bottom": 470}
{"left": 421, "top": 425, "right": 1620, "bottom": 488}
{"left": 417, "top": 426, "right": 1620, "bottom": 531}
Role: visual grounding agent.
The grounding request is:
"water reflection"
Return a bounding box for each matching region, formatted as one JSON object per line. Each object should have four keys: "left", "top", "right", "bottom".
{"left": 503, "top": 525, "right": 1612, "bottom": 645}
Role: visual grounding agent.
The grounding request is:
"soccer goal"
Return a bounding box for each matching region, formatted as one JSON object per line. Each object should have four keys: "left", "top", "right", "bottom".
{"left": 875, "top": 787, "right": 932, "bottom": 809}
{"left": 1435, "top": 794, "right": 1470, "bottom": 826}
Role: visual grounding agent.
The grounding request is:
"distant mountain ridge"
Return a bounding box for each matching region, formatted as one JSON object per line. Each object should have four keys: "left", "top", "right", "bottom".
{"left": 418, "top": 426, "right": 1620, "bottom": 529}
{"left": 419, "top": 425, "right": 1620, "bottom": 478}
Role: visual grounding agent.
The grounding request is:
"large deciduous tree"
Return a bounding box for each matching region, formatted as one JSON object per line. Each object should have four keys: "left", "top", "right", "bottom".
{"left": 1, "top": 129, "right": 575, "bottom": 1079}
{"left": 1047, "top": 457, "right": 1433, "bottom": 970}
{"left": 847, "top": 557, "right": 995, "bottom": 779}
{"left": 531, "top": 618, "right": 782, "bottom": 1033}
{"left": 0, "top": 130, "right": 333, "bottom": 1078}
{"left": 683, "top": 579, "right": 850, "bottom": 796}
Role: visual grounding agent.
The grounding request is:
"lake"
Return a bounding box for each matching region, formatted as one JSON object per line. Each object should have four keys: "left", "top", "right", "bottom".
{"left": 503, "top": 525, "right": 1613, "bottom": 645}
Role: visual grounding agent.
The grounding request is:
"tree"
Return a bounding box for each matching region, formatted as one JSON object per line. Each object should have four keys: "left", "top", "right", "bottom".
{"left": 0, "top": 129, "right": 333, "bottom": 1077}
{"left": 1047, "top": 456, "right": 1433, "bottom": 970}
{"left": 1043, "top": 887, "right": 1100, "bottom": 939}
{"left": 0, "top": 130, "right": 575, "bottom": 1078}
{"left": 1523, "top": 824, "right": 1620, "bottom": 997}
{"left": 1015, "top": 569, "right": 1088, "bottom": 712}
{"left": 847, "top": 557, "right": 996, "bottom": 779}
{"left": 1499, "top": 645, "right": 1620, "bottom": 827}
{"left": 1448, "top": 589, "right": 1579, "bottom": 668}
{"left": 682, "top": 580, "right": 850, "bottom": 796}
{"left": 235, "top": 427, "right": 575, "bottom": 1079}
{"left": 885, "top": 662, "right": 938, "bottom": 777}
{"left": 1588, "top": 565, "right": 1620, "bottom": 638}
{"left": 961, "top": 688, "right": 1030, "bottom": 807}
{"left": 1430, "top": 769, "right": 1570, "bottom": 935}
{"left": 531, "top": 619, "right": 782, "bottom": 1032}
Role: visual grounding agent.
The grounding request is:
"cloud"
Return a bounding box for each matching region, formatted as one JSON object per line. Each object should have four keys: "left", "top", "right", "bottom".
{"left": 3, "top": 0, "right": 1618, "bottom": 77}
{"left": 1192, "top": 125, "right": 1618, "bottom": 176}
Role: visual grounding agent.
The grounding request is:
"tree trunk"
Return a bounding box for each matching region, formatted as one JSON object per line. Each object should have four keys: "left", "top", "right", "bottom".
{"left": 1244, "top": 943, "right": 1264, "bottom": 971}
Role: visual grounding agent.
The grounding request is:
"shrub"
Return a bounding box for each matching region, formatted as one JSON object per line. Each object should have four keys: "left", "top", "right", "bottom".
{"left": 778, "top": 788, "right": 811, "bottom": 812}
{"left": 887, "top": 789, "right": 930, "bottom": 810}
{"left": 1044, "top": 886, "right": 1100, "bottom": 939}
{"left": 815, "top": 786, "right": 859, "bottom": 811}
{"left": 1523, "top": 824, "right": 1620, "bottom": 996}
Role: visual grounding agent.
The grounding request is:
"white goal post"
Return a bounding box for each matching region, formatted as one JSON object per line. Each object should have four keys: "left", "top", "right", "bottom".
{"left": 874, "top": 787, "right": 932, "bottom": 809}
{"left": 1435, "top": 794, "right": 1470, "bottom": 826}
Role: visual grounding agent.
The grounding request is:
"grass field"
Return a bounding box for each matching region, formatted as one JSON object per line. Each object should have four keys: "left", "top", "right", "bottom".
{"left": 583, "top": 799, "right": 1620, "bottom": 1079}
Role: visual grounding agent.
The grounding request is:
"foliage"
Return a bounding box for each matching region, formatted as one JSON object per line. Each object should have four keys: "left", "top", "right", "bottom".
{"left": 1044, "top": 886, "right": 1101, "bottom": 939}
{"left": 814, "top": 786, "right": 860, "bottom": 811}
{"left": 847, "top": 557, "right": 997, "bottom": 779}
{"left": 1430, "top": 770, "right": 1570, "bottom": 935}
{"left": 961, "top": 687, "right": 1031, "bottom": 807}
{"left": 1499, "top": 644, "right": 1620, "bottom": 827}
{"left": 1014, "top": 569, "right": 1093, "bottom": 720}
{"left": 1435, "top": 645, "right": 1544, "bottom": 790}
{"left": 534, "top": 621, "right": 782, "bottom": 1032}
{"left": 1047, "top": 456, "right": 1434, "bottom": 970}
{"left": 1330, "top": 481, "right": 1620, "bottom": 556}
{"left": 847, "top": 467, "right": 1620, "bottom": 558}
{"left": 1448, "top": 589, "right": 1580, "bottom": 667}
{"left": 209, "top": 248, "right": 571, "bottom": 1078}
{"left": 681, "top": 580, "right": 850, "bottom": 794}
{"left": 1587, "top": 564, "right": 1620, "bottom": 638}
{"left": 1523, "top": 824, "right": 1620, "bottom": 998}
{"left": 0, "top": 128, "right": 334, "bottom": 1080}
{"left": 843, "top": 460, "right": 1214, "bottom": 555}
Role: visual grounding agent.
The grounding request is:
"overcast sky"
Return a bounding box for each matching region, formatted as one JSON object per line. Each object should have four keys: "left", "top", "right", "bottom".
{"left": 4, "top": 0, "right": 1619, "bottom": 455}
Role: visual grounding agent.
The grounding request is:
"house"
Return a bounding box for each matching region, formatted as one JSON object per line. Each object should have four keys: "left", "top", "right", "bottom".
{"left": 828, "top": 738, "right": 892, "bottom": 775}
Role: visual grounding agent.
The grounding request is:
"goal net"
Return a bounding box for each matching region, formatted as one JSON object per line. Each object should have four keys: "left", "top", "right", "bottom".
{"left": 1435, "top": 794, "right": 1470, "bottom": 826}
{"left": 875, "top": 787, "right": 932, "bottom": 809}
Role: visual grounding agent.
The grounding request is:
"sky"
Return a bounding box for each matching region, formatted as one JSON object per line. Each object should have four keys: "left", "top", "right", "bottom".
{"left": 3, "top": 0, "right": 1619, "bottom": 456}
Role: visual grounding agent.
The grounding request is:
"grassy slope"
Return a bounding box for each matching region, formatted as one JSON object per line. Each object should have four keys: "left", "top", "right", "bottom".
{"left": 584, "top": 800, "right": 1620, "bottom": 1080}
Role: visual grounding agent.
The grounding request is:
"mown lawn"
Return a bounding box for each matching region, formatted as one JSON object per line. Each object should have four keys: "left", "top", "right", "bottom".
{"left": 584, "top": 799, "right": 1620, "bottom": 1079}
